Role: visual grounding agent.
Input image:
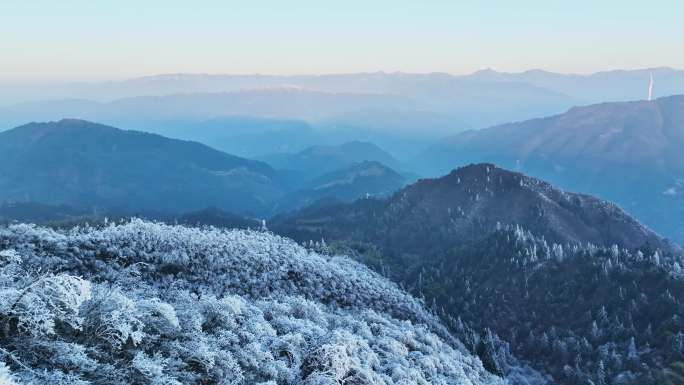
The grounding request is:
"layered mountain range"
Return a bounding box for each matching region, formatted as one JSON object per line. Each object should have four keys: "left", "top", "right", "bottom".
{"left": 1, "top": 115, "right": 683, "bottom": 384}
{"left": 0, "top": 119, "right": 410, "bottom": 217}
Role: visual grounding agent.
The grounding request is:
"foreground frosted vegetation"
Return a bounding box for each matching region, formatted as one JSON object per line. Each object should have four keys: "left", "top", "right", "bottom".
{"left": 0, "top": 220, "right": 498, "bottom": 385}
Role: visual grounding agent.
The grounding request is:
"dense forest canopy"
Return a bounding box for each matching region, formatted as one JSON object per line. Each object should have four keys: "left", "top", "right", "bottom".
{"left": 0, "top": 220, "right": 499, "bottom": 385}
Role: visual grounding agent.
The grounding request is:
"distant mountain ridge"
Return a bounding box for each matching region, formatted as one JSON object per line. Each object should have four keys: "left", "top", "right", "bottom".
{"left": 159, "top": 116, "right": 321, "bottom": 157}
{"left": 0, "top": 87, "right": 418, "bottom": 128}
{"left": 465, "top": 67, "right": 684, "bottom": 102}
{"left": 0, "top": 88, "right": 466, "bottom": 157}
{"left": 5, "top": 69, "right": 684, "bottom": 139}
{"left": 0, "top": 72, "right": 577, "bottom": 136}
{"left": 276, "top": 160, "right": 408, "bottom": 212}
{"left": 5, "top": 68, "right": 681, "bottom": 103}
{"left": 1, "top": 71, "right": 575, "bottom": 103}
{"left": 259, "top": 141, "right": 401, "bottom": 178}
{"left": 0, "top": 119, "right": 284, "bottom": 216}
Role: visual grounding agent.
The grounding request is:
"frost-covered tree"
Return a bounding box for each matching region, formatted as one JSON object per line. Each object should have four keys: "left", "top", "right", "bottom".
{"left": 0, "top": 220, "right": 500, "bottom": 385}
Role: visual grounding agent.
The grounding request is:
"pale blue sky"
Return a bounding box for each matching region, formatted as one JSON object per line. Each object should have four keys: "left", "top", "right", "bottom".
{"left": 1, "top": 0, "right": 682, "bottom": 83}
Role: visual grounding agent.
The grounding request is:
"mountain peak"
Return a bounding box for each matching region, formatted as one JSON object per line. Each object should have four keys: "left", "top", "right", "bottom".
{"left": 56, "top": 117, "right": 93, "bottom": 124}
{"left": 445, "top": 162, "right": 499, "bottom": 178}
{"left": 259, "top": 140, "right": 400, "bottom": 179}
{"left": 470, "top": 68, "right": 499, "bottom": 76}
{"left": 429, "top": 163, "right": 551, "bottom": 198}
{"left": 275, "top": 164, "right": 676, "bottom": 254}
{"left": 9, "top": 118, "right": 120, "bottom": 134}
{"left": 2, "top": 119, "right": 127, "bottom": 144}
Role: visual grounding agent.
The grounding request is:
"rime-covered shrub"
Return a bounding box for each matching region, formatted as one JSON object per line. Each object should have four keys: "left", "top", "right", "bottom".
{"left": 0, "top": 362, "right": 19, "bottom": 385}
{"left": 0, "top": 220, "right": 499, "bottom": 385}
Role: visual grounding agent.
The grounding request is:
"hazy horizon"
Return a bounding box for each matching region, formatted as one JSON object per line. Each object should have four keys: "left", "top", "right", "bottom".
{"left": 2, "top": 66, "right": 683, "bottom": 88}
{"left": 3, "top": 0, "right": 683, "bottom": 84}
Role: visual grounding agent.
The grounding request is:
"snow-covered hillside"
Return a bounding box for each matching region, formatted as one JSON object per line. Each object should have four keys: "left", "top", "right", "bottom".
{"left": 0, "top": 219, "right": 498, "bottom": 385}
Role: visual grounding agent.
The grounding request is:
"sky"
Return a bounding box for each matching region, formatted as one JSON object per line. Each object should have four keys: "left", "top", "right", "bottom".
{"left": 1, "top": 0, "right": 683, "bottom": 84}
